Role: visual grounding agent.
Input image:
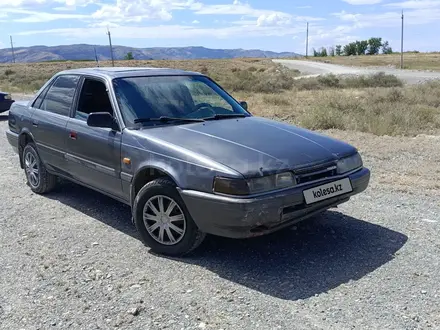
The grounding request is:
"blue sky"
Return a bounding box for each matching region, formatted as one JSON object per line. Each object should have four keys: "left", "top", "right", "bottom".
{"left": 1, "top": 0, "right": 439, "bottom": 53}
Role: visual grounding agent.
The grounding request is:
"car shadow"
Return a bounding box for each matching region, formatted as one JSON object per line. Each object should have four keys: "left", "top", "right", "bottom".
{"left": 46, "top": 181, "right": 407, "bottom": 301}
{"left": 178, "top": 211, "right": 408, "bottom": 300}
{"left": 46, "top": 180, "right": 138, "bottom": 239}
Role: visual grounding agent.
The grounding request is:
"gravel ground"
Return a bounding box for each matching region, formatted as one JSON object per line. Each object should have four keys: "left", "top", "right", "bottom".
{"left": 0, "top": 116, "right": 439, "bottom": 330}
{"left": 273, "top": 59, "right": 440, "bottom": 85}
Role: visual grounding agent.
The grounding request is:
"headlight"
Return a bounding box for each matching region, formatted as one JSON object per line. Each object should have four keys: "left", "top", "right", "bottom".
{"left": 213, "top": 172, "right": 296, "bottom": 195}
{"left": 337, "top": 153, "right": 363, "bottom": 174}
{"left": 4, "top": 94, "right": 11, "bottom": 100}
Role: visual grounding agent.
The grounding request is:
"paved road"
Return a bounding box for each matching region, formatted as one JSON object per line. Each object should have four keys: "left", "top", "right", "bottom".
{"left": 273, "top": 59, "right": 440, "bottom": 84}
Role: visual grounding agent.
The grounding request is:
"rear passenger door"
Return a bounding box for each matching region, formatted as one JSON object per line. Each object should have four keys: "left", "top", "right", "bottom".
{"left": 30, "top": 74, "right": 80, "bottom": 175}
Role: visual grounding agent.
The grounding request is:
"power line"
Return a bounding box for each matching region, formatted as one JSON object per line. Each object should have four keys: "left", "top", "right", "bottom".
{"left": 106, "top": 28, "right": 115, "bottom": 67}
{"left": 400, "top": 10, "right": 404, "bottom": 69}
{"left": 10, "top": 36, "right": 15, "bottom": 64}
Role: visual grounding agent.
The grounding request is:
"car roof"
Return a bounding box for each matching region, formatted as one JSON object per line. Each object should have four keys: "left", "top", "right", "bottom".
{"left": 56, "top": 67, "right": 204, "bottom": 79}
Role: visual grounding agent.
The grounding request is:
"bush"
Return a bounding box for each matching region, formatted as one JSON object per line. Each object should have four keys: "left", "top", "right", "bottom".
{"left": 221, "top": 67, "right": 296, "bottom": 93}
{"left": 293, "top": 73, "right": 403, "bottom": 91}
{"left": 342, "top": 72, "right": 403, "bottom": 88}
{"left": 4, "top": 69, "right": 15, "bottom": 76}
{"left": 262, "top": 94, "right": 291, "bottom": 106}
{"left": 296, "top": 83, "right": 440, "bottom": 136}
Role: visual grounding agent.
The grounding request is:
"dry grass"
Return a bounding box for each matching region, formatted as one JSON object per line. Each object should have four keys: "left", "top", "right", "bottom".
{"left": 0, "top": 58, "right": 298, "bottom": 93}
{"left": 238, "top": 80, "right": 440, "bottom": 136}
{"left": 300, "top": 52, "right": 440, "bottom": 71}
{"left": 1, "top": 58, "right": 439, "bottom": 137}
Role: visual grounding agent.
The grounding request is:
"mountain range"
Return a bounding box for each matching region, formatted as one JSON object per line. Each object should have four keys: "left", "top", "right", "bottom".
{"left": 0, "top": 44, "right": 301, "bottom": 63}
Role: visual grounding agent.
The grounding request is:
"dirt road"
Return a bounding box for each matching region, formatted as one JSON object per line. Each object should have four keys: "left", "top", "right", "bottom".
{"left": 273, "top": 59, "right": 440, "bottom": 84}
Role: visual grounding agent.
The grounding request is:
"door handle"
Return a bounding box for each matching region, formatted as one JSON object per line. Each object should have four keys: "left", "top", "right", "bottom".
{"left": 32, "top": 121, "right": 38, "bottom": 127}
{"left": 69, "top": 132, "right": 77, "bottom": 140}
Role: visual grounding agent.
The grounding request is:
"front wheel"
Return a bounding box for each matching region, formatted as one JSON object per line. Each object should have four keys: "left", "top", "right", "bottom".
{"left": 133, "top": 178, "right": 206, "bottom": 256}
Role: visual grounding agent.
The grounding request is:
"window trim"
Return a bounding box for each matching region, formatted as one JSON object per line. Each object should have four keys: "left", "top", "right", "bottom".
{"left": 71, "top": 75, "right": 122, "bottom": 132}
{"left": 31, "top": 79, "right": 56, "bottom": 109}
{"left": 36, "top": 74, "right": 81, "bottom": 117}
{"left": 111, "top": 74, "right": 251, "bottom": 127}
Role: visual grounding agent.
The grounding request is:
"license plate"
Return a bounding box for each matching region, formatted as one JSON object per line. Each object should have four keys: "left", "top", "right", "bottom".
{"left": 303, "top": 178, "right": 353, "bottom": 205}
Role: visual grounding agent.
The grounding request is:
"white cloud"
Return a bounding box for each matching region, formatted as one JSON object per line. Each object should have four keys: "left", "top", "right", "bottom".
{"left": 0, "top": 0, "right": 45, "bottom": 6}
{"left": 334, "top": 8, "right": 440, "bottom": 27}
{"left": 192, "top": 19, "right": 200, "bottom": 24}
{"left": 257, "top": 13, "right": 291, "bottom": 27}
{"left": 193, "top": 2, "right": 287, "bottom": 18}
{"left": 342, "top": 0, "right": 382, "bottom": 4}
{"left": 4, "top": 8, "right": 89, "bottom": 22}
{"left": 384, "top": 0, "right": 440, "bottom": 8}
{"left": 16, "top": 23, "right": 305, "bottom": 40}
{"left": 92, "top": 0, "right": 177, "bottom": 22}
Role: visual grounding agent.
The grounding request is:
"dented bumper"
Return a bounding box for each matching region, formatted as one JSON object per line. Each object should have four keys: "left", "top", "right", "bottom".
{"left": 179, "top": 167, "right": 370, "bottom": 239}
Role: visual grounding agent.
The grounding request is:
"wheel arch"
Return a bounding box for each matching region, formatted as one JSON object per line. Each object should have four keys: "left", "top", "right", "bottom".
{"left": 130, "top": 165, "right": 180, "bottom": 207}
{"left": 18, "top": 129, "right": 36, "bottom": 169}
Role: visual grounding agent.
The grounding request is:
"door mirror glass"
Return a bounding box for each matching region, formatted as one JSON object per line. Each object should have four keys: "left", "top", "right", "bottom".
{"left": 239, "top": 101, "right": 248, "bottom": 111}
{"left": 87, "top": 112, "right": 118, "bottom": 130}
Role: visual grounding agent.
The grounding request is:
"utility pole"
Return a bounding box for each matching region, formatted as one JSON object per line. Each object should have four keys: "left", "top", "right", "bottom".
{"left": 10, "top": 36, "right": 15, "bottom": 64}
{"left": 94, "top": 46, "right": 100, "bottom": 67}
{"left": 305, "top": 22, "right": 309, "bottom": 58}
{"left": 106, "top": 28, "right": 115, "bottom": 67}
{"left": 400, "top": 10, "right": 404, "bottom": 69}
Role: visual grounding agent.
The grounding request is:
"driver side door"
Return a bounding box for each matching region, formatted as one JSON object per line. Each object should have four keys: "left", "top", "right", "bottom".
{"left": 65, "top": 76, "right": 125, "bottom": 201}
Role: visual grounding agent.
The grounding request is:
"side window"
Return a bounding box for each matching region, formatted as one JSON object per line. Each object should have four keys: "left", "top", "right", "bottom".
{"left": 40, "top": 75, "right": 80, "bottom": 116}
{"left": 75, "top": 78, "right": 114, "bottom": 121}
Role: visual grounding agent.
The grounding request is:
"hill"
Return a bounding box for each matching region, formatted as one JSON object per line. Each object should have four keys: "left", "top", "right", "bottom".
{"left": 0, "top": 44, "right": 301, "bottom": 63}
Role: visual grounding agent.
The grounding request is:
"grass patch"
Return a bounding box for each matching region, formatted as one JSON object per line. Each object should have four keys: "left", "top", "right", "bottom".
{"left": 294, "top": 73, "right": 403, "bottom": 90}
{"left": 220, "top": 66, "right": 298, "bottom": 93}
{"left": 300, "top": 53, "right": 440, "bottom": 71}
{"left": 0, "top": 58, "right": 296, "bottom": 93}
{"left": 247, "top": 81, "right": 440, "bottom": 136}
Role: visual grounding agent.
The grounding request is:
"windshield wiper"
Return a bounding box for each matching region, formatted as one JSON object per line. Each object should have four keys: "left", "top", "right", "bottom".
{"left": 134, "top": 116, "right": 205, "bottom": 124}
{"left": 203, "top": 113, "right": 248, "bottom": 121}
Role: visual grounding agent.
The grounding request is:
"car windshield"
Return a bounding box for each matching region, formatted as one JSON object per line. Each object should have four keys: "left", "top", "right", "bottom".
{"left": 112, "top": 75, "right": 250, "bottom": 127}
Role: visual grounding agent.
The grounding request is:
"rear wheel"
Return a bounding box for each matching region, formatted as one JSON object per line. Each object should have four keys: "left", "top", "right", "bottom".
{"left": 133, "top": 178, "right": 206, "bottom": 256}
{"left": 22, "top": 143, "right": 57, "bottom": 194}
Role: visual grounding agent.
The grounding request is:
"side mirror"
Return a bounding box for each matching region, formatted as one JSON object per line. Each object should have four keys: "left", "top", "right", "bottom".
{"left": 87, "top": 112, "right": 118, "bottom": 130}
{"left": 239, "top": 101, "right": 248, "bottom": 111}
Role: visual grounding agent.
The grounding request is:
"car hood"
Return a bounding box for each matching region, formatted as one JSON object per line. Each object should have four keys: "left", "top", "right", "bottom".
{"left": 132, "top": 116, "right": 358, "bottom": 178}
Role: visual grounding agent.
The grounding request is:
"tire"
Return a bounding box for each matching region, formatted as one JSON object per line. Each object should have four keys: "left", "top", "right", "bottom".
{"left": 22, "top": 142, "right": 57, "bottom": 194}
{"left": 133, "top": 178, "right": 206, "bottom": 256}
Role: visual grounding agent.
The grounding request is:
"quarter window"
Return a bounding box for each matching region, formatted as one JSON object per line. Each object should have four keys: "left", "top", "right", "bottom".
{"left": 32, "top": 83, "right": 52, "bottom": 109}
{"left": 40, "top": 75, "right": 80, "bottom": 116}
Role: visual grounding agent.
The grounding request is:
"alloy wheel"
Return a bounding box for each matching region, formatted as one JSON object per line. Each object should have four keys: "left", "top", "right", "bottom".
{"left": 24, "top": 151, "right": 40, "bottom": 188}
{"left": 142, "top": 195, "right": 187, "bottom": 245}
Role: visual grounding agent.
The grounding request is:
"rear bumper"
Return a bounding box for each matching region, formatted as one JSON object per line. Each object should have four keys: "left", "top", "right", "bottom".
{"left": 0, "top": 100, "right": 14, "bottom": 113}
{"left": 180, "top": 167, "right": 370, "bottom": 239}
{"left": 6, "top": 130, "right": 19, "bottom": 154}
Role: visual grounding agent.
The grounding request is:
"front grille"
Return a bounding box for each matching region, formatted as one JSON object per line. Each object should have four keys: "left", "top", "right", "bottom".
{"left": 294, "top": 162, "right": 337, "bottom": 185}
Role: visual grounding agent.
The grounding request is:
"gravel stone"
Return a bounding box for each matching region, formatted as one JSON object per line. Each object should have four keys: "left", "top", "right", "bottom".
{"left": 0, "top": 117, "right": 439, "bottom": 329}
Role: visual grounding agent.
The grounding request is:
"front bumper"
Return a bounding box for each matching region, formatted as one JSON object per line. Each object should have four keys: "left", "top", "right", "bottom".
{"left": 180, "top": 167, "right": 370, "bottom": 239}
